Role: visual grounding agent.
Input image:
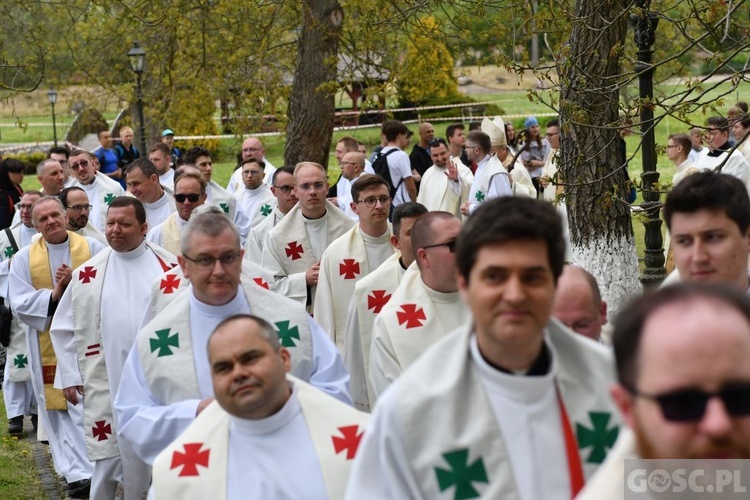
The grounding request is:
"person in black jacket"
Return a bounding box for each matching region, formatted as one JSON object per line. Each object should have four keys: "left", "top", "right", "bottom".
{"left": 0, "top": 158, "right": 25, "bottom": 229}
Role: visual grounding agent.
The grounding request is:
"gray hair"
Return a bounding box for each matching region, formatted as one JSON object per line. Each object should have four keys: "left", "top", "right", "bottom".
{"left": 180, "top": 205, "right": 239, "bottom": 256}
{"left": 36, "top": 158, "right": 61, "bottom": 176}
{"left": 31, "top": 196, "right": 65, "bottom": 225}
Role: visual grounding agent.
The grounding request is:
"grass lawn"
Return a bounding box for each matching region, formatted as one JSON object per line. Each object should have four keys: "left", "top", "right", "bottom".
{"left": 0, "top": 398, "right": 46, "bottom": 498}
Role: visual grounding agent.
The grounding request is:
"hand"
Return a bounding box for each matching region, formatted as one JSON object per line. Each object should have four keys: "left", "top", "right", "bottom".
{"left": 64, "top": 385, "right": 84, "bottom": 405}
{"left": 539, "top": 175, "right": 550, "bottom": 188}
{"left": 446, "top": 160, "right": 459, "bottom": 182}
{"left": 306, "top": 262, "right": 320, "bottom": 286}
{"left": 460, "top": 201, "right": 470, "bottom": 216}
{"left": 196, "top": 397, "right": 215, "bottom": 415}
{"left": 52, "top": 264, "right": 72, "bottom": 301}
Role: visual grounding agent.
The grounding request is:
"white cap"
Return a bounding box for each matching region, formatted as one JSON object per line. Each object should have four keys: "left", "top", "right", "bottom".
{"left": 481, "top": 116, "right": 507, "bottom": 148}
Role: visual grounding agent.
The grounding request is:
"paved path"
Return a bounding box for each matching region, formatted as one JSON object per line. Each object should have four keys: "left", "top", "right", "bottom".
{"left": 23, "top": 418, "right": 69, "bottom": 499}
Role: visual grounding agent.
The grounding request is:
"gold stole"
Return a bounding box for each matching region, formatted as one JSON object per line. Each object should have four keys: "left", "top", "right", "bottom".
{"left": 29, "top": 232, "right": 91, "bottom": 410}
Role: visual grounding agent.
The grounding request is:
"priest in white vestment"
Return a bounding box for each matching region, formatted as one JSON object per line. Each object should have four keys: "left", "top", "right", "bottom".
{"left": 261, "top": 162, "right": 355, "bottom": 311}
{"left": 696, "top": 116, "right": 750, "bottom": 194}
{"left": 150, "top": 315, "right": 368, "bottom": 500}
{"left": 416, "top": 138, "right": 473, "bottom": 216}
{"left": 343, "top": 202, "right": 427, "bottom": 412}
{"left": 50, "top": 197, "right": 177, "bottom": 500}
{"left": 347, "top": 197, "right": 621, "bottom": 499}
{"left": 61, "top": 186, "right": 107, "bottom": 245}
{"left": 579, "top": 285, "right": 750, "bottom": 499}
{"left": 182, "top": 147, "right": 251, "bottom": 244}
{"left": 148, "top": 142, "right": 176, "bottom": 191}
{"left": 10, "top": 197, "right": 106, "bottom": 496}
{"left": 460, "top": 129, "right": 513, "bottom": 217}
{"left": 227, "top": 137, "right": 278, "bottom": 193}
{"left": 0, "top": 191, "right": 41, "bottom": 435}
{"left": 482, "top": 116, "right": 536, "bottom": 198}
{"left": 148, "top": 169, "right": 208, "bottom": 256}
{"left": 125, "top": 158, "right": 176, "bottom": 228}
{"left": 68, "top": 149, "right": 125, "bottom": 232}
{"left": 244, "top": 166, "right": 297, "bottom": 264}
{"left": 233, "top": 158, "right": 276, "bottom": 228}
{"left": 114, "top": 209, "right": 350, "bottom": 465}
{"left": 315, "top": 175, "right": 396, "bottom": 352}
{"left": 369, "top": 212, "right": 469, "bottom": 401}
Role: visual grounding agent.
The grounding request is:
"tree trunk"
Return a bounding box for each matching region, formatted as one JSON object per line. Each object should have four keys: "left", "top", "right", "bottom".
{"left": 285, "top": 0, "right": 343, "bottom": 170}
{"left": 559, "top": 0, "right": 641, "bottom": 315}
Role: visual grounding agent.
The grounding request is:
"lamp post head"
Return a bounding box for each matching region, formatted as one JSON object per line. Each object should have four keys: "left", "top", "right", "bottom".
{"left": 47, "top": 87, "right": 58, "bottom": 105}
{"left": 127, "top": 41, "right": 146, "bottom": 74}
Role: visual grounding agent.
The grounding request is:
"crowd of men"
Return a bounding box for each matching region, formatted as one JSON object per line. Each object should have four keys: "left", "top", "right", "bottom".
{"left": 1, "top": 110, "right": 750, "bottom": 499}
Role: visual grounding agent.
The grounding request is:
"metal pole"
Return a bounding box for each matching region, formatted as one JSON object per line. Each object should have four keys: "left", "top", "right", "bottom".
{"left": 136, "top": 72, "right": 147, "bottom": 154}
{"left": 632, "top": 0, "right": 665, "bottom": 288}
{"left": 51, "top": 102, "right": 58, "bottom": 147}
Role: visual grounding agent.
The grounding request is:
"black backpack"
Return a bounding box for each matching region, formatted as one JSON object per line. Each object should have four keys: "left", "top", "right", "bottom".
{"left": 371, "top": 148, "right": 403, "bottom": 200}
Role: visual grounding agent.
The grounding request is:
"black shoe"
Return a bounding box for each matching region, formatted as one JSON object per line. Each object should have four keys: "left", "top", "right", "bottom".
{"left": 68, "top": 478, "right": 91, "bottom": 499}
{"left": 30, "top": 413, "right": 38, "bottom": 432}
{"left": 8, "top": 416, "right": 23, "bottom": 437}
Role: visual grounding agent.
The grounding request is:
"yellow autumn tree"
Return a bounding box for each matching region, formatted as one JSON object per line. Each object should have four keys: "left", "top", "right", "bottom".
{"left": 398, "top": 15, "right": 459, "bottom": 105}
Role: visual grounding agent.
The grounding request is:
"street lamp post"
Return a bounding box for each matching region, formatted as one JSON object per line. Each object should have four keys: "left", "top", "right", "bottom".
{"left": 127, "top": 41, "right": 147, "bottom": 154}
{"left": 47, "top": 87, "right": 58, "bottom": 147}
{"left": 630, "top": 1, "right": 665, "bottom": 288}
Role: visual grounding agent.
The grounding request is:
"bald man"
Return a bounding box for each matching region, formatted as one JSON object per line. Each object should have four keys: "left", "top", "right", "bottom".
{"left": 552, "top": 265, "right": 608, "bottom": 343}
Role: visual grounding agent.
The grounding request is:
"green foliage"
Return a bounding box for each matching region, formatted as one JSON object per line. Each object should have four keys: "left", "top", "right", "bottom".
{"left": 4, "top": 152, "right": 47, "bottom": 173}
{"left": 66, "top": 108, "right": 108, "bottom": 145}
{"left": 398, "top": 16, "right": 460, "bottom": 106}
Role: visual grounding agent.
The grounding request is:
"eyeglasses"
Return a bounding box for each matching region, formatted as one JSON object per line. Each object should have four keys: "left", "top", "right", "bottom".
{"left": 242, "top": 170, "right": 264, "bottom": 177}
{"left": 628, "top": 383, "right": 750, "bottom": 422}
{"left": 273, "top": 185, "right": 294, "bottom": 193}
{"left": 182, "top": 251, "right": 241, "bottom": 269}
{"left": 297, "top": 182, "right": 326, "bottom": 192}
{"left": 465, "top": 144, "right": 479, "bottom": 150}
{"left": 356, "top": 196, "right": 391, "bottom": 208}
{"left": 70, "top": 160, "right": 89, "bottom": 170}
{"left": 546, "top": 132, "right": 560, "bottom": 137}
{"left": 66, "top": 204, "right": 92, "bottom": 212}
{"left": 666, "top": 144, "right": 678, "bottom": 149}
{"left": 18, "top": 204, "right": 34, "bottom": 211}
{"left": 174, "top": 193, "right": 201, "bottom": 203}
{"left": 422, "top": 239, "right": 457, "bottom": 253}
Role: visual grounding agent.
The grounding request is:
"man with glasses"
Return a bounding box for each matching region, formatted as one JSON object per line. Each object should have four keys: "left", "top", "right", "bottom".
{"left": 68, "top": 149, "right": 125, "bottom": 232}
{"left": 368, "top": 211, "right": 467, "bottom": 401}
{"left": 0, "top": 190, "right": 41, "bottom": 438}
{"left": 227, "top": 137, "right": 277, "bottom": 194}
{"left": 50, "top": 197, "right": 177, "bottom": 500}
{"left": 459, "top": 130, "right": 513, "bottom": 217}
{"left": 245, "top": 166, "right": 298, "bottom": 264}
{"left": 315, "top": 175, "right": 396, "bottom": 352}
{"left": 696, "top": 116, "right": 750, "bottom": 193}
{"left": 234, "top": 157, "right": 275, "bottom": 228}
{"left": 147, "top": 168, "right": 207, "bottom": 255}
{"left": 417, "top": 138, "right": 473, "bottom": 216}
{"left": 262, "top": 162, "right": 355, "bottom": 311}
{"left": 578, "top": 284, "right": 750, "bottom": 498}
{"left": 347, "top": 197, "right": 619, "bottom": 499}
{"left": 60, "top": 187, "right": 106, "bottom": 244}
{"left": 115, "top": 209, "right": 349, "bottom": 467}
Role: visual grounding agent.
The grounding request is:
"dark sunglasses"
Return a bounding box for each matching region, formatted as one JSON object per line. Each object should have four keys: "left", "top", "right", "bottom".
{"left": 174, "top": 193, "right": 201, "bottom": 203}
{"left": 422, "top": 239, "right": 457, "bottom": 253}
{"left": 629, "top": 383, "right": 750, "bottom": 422}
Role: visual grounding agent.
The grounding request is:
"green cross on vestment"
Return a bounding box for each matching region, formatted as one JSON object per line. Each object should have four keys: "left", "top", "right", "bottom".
{"left": 4, "top": 246, "right": 14, "bottom": 258}
{"left": 274, "top": 320, "right": 300, "bottom": 347}
{"left": 13, "top": 354, "right": 28, "bottom": 369}
{"left": 475, "top": 190, "right": 485, "bottom": 202}
{"left": 149, "top": 328, "right": 180, "bottom": 357}
{"left": 260, "top": 204, "right": 272, "bottom": 216}
{"left": 576, "top": 411, "right": 619, "bottom": 464}
{"left": 434, "top": 448, "right": 488, "bottom": 499}
{"left": 104, "top": 193, "right": 116, "bottom": 206}
{"left": 219, "top": 203, "right": 229, "bottom": 214}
